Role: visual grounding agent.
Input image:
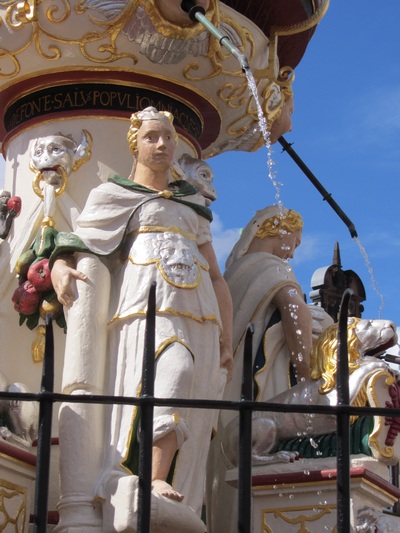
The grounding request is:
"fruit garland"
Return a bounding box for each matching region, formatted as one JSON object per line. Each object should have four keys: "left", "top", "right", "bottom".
{"left": 12, "top": 219, "right": 66, "bottom": 333}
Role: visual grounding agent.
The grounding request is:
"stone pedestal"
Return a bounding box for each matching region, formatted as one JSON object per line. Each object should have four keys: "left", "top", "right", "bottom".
{"left": 226, "top": 456, "right": 400, "bottom": 533}
{"left": 0, "top": 440, "right": 36, "bottom": 532}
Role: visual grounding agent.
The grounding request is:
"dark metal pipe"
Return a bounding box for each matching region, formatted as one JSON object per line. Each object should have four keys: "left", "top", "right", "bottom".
{"left": 336, "top": 289, "right": 353, "bottom": 533}
{"left": 238, "top": 324, "right": 254, "bottom": 533}
{"left": 181, "top": 0, "right": 250, "bottom": 71}
{"left": 137, "top": 282, "right": 157, "bottom": 533}
{"left": 278, "top": 136, "right": 358, "bottom": 239}
{"left": 32, "top": 314, "right": 54, "bottom": 533}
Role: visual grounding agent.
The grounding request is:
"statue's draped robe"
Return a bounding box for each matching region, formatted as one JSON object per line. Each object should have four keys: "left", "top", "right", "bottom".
{"left": 57, "top": 176, "right": 224, "bottom": 515}
{"left": 207, "top": 251, "right": 302, "bottom": 533}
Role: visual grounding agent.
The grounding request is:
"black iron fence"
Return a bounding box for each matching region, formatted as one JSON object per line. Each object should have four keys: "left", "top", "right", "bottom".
{"left": 1, "top": 287, "right": 400, "bottom": 533}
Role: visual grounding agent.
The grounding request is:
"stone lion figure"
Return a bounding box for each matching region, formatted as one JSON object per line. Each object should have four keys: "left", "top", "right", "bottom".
{"left": 222, "top": 317, "right": 398, "bottom": 466}
{"left": 0, "top": 370, "right": 38, "bottom": 449}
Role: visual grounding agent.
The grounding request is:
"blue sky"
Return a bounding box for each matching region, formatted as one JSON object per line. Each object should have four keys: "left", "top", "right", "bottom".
{"left": 1, "top": 2, "right": 399, "bottom": 326}
{"left": 209, "top": 1, "right": 400, "bottom": 326}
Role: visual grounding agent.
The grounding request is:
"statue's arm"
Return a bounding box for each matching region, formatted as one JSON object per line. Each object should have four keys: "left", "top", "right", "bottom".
{"left": 273, "top": 285, "right": 313, "bottom": 380}
{"left": 199, "top": 241, "right": 233, "bottom": 381}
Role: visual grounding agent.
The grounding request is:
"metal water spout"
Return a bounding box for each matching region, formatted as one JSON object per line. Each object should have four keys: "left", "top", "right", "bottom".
{"left": 181, "top": 0, "right": 250, "bottom": 72}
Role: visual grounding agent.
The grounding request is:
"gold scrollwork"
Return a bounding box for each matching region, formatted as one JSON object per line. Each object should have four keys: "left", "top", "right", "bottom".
{"left": 0, "top": 478, "right": 27, "bottom": 530}
{"left": 184, "top": 8, "right": 254, "bottom": 82}
{"left": 217, "top": 0, "right": 329, "bottom": 147}
{"left": 0, "top": 0, "right": 139, "bottom": 79}
{"left": 263, "top": 503, "right": 336, "bottom": 533}
{"left": 16, "top": 0, "right": 36, "bottom": 24}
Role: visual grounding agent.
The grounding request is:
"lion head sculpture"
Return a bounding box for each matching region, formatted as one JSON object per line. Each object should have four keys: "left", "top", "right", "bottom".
{"left": 310, "top": 317, "right": 397, "bottom": 395}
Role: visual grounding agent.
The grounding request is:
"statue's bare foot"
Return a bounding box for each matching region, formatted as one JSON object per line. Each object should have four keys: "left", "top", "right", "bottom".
{"left": 152, "top": 479, "right": 184, "bottom": 502}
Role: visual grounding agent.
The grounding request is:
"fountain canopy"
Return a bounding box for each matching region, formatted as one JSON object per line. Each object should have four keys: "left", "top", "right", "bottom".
{"left": 0, "top": 0, "right": 328, "bottom": 158}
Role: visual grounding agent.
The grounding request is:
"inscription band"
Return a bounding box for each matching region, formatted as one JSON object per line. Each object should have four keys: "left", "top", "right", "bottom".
{"left": 5, "top": 83, "right": 203, "bottom": 139}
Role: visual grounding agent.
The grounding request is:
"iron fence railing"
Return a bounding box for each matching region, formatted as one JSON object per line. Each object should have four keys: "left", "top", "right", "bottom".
{"left": 0, "top": 287, "right": 399, "bottom": 532}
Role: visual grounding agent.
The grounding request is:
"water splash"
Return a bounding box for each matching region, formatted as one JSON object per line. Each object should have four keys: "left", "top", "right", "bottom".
{"left": 353, "top": 236, "right": 385, "bottom": 317}
{"left": 244, "top": 69, "right": 283, "bottom": 211}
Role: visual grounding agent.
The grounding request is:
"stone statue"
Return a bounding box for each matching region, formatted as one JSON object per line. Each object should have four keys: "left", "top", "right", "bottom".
{"left": 0, "top": 190, "right": 21, "bottom": 240}
{"left": 223, "top": 205, "right": 333, "bottom": 395}
{"left": 356, "top": 506, "right": 400, "bottom": 532}
{"left": 206, "top": 205, "right": 333, "bottom": 533}
{"left": 177, "top": 153, "right": 217, "bottom": 206}
{"left": 221, "top": 317, "right": 397, "bottom": 466}
{"left": 50, "top": 107, "right": 233, "bottom": 532}
{"left": 0, "top": 370, "right": 38, "bottom": 449}
{"left": 30, "top": 130, "right": 92, "bottom": 190}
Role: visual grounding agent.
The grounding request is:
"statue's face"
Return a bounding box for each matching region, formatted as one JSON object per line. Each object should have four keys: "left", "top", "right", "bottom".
{"left": 179, "top": 155, "right": 217, "bottom": 205}
{"left": 136, "top": 119, "right": 176, "bottom": 172}
{"left": 277, "top": 228, "right": 302, "bottom": 260}
{"left": 0, "top": 191, "right": 11, "bottom": 205}
{"left": 31, "top": 136, "right": 76, "bottom": 183}
{"left": 355, "top": 318, "right": 398, "bottom": 357}
{"left": 159, "top": 233, "right": 197, "bottom": 284}
{"left": 270, "top": 98, "right": 294, "bottom": 144}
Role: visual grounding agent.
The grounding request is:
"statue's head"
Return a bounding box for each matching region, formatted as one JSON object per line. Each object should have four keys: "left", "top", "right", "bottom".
{"left": 266, "top": 84, "right": 294, "bottom": 144}
{"left": 310, "top": 317, "right": 397, "bottom": 396}
{"left": 254, "top": 208, "right": 303, "bottom": 239}
{"left": 31, "top": 130, "right": 92, "bottom": 185}
{"left": 178, "top": 153, "right": 217, "bottom": 205}
{"left": 0, "top": 190, "right": 11, "bottom": 205}
{"left": 127, "top": 107, "right": 178, "bottom": 156}
{"left": 225, "top": 205, "right": 303, "bottom": 269}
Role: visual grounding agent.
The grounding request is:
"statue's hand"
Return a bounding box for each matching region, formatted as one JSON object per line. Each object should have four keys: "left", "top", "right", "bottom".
{"left": 220, "top": 345, "right": 233, "bottom": 383}
{"left": 309, "top": 304, "right": 334, "bottom": 342}
{"left": 51, "top": 255, "right": 88, "bottom": 308}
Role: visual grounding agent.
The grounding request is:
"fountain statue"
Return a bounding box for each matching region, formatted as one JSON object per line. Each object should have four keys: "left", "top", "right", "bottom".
{"left": 207, "top": 206, "right": 400, "bottom": 533}
{"left": 8, "top": 1, "right": 389, "bottom": 532}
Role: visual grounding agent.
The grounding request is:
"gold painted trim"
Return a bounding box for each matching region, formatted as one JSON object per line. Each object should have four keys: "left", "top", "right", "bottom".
{"left": 108, "top": 307, "right": 221, "bottom": 328}
{"left": 135, "top": 226, "right": 196, "bottom": 241}
{"left": 269, "top": 0, "right": 330, "bottom": 38}
{"left": 4, "top": 77, "right": 207, "bottom": 133}
{"left": 262, "top": 503, "right": 336, "bottom": 532}
{"left": 357, "top": 476, "right": 400, "bottom": 503}
{"left": 367, "top": 370, "right": 396, "bottom": 459}
{"left": 0, "top": 477, "right": 28, "bottom": 493}
{"left": 16, "top": 0, "right": 37, "bottom": 24}
{"left": 255, "top": 476, "right": 399, "bottom": 504}
{"left": 0, "top": 476, "right": 28, "bottom": 532}
{"left": 0, "top": 68, "right": 216, "bottom": 133}
{"left": 253, "top": 478, "right": 337, "bottom": 492}
{"left": 32, "top": 168, "right": 68, "bottom": 199}
{"left": 0, "top": 452, "right": 35, "bottom": 469}
{"left": 128, "top": 256, "right": 204, "bottom": 289}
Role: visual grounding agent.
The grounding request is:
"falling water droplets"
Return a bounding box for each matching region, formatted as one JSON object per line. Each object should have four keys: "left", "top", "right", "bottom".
{"left": 244, "top": 69, "right": 283, "bottom": 209}
{"left": 353, "top": 236, "right": 384, "bottom": 317}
